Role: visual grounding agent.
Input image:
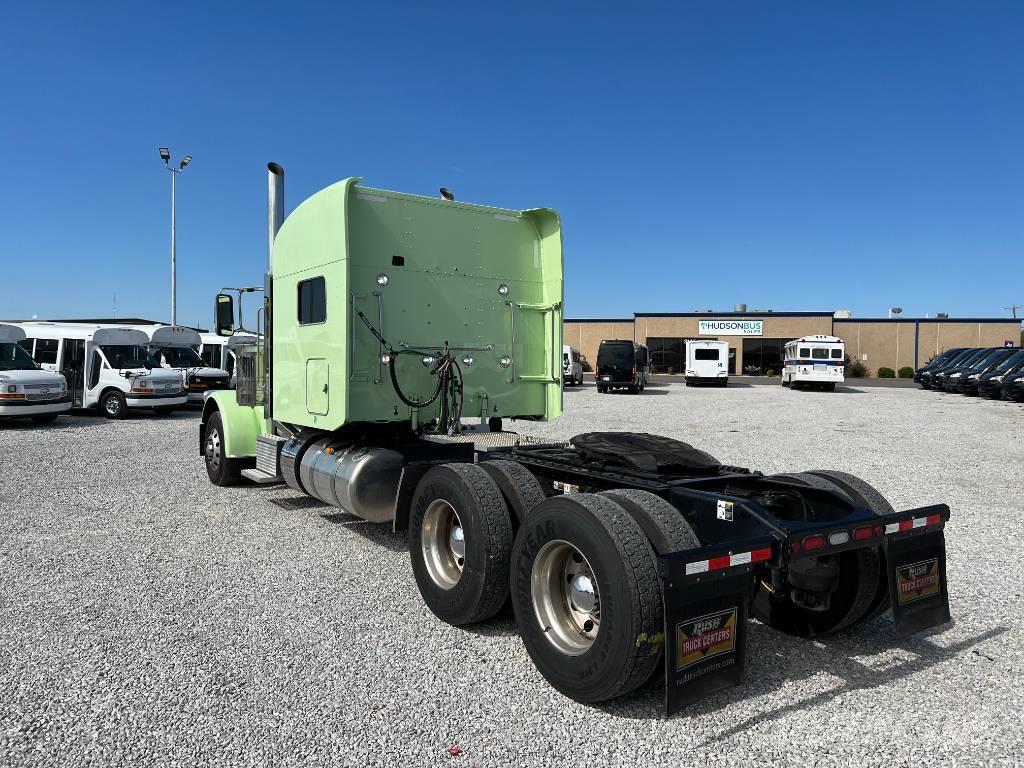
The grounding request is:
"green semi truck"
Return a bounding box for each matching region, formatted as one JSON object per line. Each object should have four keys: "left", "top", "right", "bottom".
{"left": 201, "top": 164, "right": 952, "bottom": 715}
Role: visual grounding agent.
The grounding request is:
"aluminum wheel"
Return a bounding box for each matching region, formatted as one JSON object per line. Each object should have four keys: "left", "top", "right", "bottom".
{"left": 531, "top": 540, "right": 601, "bottom": 656}
{"left": 205, "top": 427, "right": 222, "bottom": 471}
{"left": 103, "top": 395, "right": 121, "bottom": 417}
{"left": 421, "top": 499, "right": 466, "bottom": 590}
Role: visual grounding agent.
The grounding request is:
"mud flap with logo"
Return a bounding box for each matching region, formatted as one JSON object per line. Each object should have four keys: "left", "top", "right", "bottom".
{"left": 660, "top": 541, "right": 773, "bottom": 717}
{"left": 885, "top": 529, "right": 951, "bottom": 637}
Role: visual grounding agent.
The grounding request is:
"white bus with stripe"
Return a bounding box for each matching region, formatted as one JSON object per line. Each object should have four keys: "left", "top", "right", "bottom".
{"left": 782, "top": 335, "right": 845, "bottom": 391}
{"left": 0, "top": 324, "right": 72, "bottom": 423}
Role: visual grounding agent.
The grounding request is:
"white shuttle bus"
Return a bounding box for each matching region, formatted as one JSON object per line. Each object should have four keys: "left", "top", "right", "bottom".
{"left": 0, "top": 324, "right": 72, "bottom": 424}
{"left": 199, "top": 332, "right": 258, "bottom": 388}
{"left": 562, "top": 344, "right": 583, "bottom": 386}
{"left": 783, "top": 335, "right": 845, "bottom": 391}
{"left": 132, "top": 326, "right": 232, "bottom": 403}
{"left": 684, "top": 339, "right": 729, "bottom": 386}
{"left": 15, "top": 322, "right": 187, "bottom": 418}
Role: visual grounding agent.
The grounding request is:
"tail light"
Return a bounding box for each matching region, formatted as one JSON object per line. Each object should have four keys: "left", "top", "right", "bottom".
{"left": 853, "top": 526, "right": 874, "bottom": 541}
{"left": 802, "top": 534, "right": 825, "bottom": 552}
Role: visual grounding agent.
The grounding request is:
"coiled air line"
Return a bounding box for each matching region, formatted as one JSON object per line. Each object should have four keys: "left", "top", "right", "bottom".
{"left": 357, "top": 310, "right": 464, "bottom": 435}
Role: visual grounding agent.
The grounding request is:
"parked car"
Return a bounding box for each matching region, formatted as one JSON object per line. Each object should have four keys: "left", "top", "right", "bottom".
{"left": 950, "top": 347, "right": 1018, "bottom": 395}
{"left": 931, "top": 348, "right": 989, "bottom": 392}
{"left": 1001, "top": 367, "right": 1024, "bottom": 402}
{"left": 595, "top": 339, "right": 649, "bottom": 394}
{"left": 978, "top": 348, "right": 1024, "bottom": 399}
{"left": 914, "top": 347, "right": 965, "bottom": 388}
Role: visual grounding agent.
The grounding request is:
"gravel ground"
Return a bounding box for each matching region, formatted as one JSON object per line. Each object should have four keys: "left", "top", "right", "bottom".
{"left": 0, "top": 383, "right": 1021, "bottom": 768}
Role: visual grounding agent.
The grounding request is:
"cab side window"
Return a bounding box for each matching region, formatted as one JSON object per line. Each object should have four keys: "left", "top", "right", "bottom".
{"left": 298, "top": 276, "right": 326, "bottom": 325}
{"left": 17, "top": 339, "right": 34, "bottom": 355}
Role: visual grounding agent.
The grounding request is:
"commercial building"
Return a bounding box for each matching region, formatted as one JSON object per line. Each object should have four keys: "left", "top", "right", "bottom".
{"left": 564, "top": 312, "right": 1021, "bottom": 377}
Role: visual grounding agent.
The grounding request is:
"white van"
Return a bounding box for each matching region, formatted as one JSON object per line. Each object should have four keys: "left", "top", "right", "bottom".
{"left": 199, "top": 332, "right": 258, "bottom": 388}
{"left": 783, "top": 335, "right": 845, "bottom": 391}
{"left": 132, "top": 326, "right": 232, "bottom": 403}
{"left": 0, "top": 324, "right": 72, "bottom": 424}
{"left": 684, "top": 339, "right": 729, "bottom": 387}
{"left": 562, "top": 344, "right": 583, "bottom": 386}
{"left": 15, "top": 322, "right": 187, "bottom": 418}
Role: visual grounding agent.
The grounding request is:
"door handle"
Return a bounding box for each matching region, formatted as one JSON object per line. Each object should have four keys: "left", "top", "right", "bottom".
{"left": 322, "top": 383, "right": 329, "bottom": 393}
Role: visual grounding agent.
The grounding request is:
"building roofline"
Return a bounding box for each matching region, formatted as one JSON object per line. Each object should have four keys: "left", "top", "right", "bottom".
{"left": 564, "top": 318, "right": 636, "bottom": 323}
{"left": 833, "top": 317, "right": 1020, "bottom": 324}
{"left": 634, "top": 311, "right": 834, "bottom": 318}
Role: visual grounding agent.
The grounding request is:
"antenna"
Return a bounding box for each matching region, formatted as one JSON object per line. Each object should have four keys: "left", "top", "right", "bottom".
{"left": 1003, "top": 304, "right": 1022, "bottom": 319}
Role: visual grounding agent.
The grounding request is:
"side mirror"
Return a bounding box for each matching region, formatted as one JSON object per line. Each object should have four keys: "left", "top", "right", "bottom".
{"left": 215, "top": 294, "right": 235, "bottom": 337}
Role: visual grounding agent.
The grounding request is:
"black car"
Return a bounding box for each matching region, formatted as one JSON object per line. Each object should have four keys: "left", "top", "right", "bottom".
{"left": 595, "top": 339, "right": 649, "bottom": 394}
{"left": 949, "top": 347, "right": 1018, "bottom": 395}
{"left": 1001, "top": 368, "right": 1024, "bottom": 402}
{"left": 914, "top": 347, "right": 965, "bottom": 388}
{"left": 929, "top": 348, "right": 986, "bottom": 391}
{"left": 976, "top": 348, "right": 1024, "bottom": 399}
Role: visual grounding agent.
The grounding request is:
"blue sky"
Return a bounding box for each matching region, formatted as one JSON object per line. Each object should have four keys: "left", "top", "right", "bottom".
{"left": 1, "top": 1, "right": 1021, "bottom": 327}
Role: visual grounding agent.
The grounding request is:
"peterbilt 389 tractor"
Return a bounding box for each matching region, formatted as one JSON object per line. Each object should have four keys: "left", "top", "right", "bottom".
{"left": 200, "top": 163, "right": 951, "bottom": 715}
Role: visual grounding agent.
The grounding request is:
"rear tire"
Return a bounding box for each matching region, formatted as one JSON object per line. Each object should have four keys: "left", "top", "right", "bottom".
{"left": 511, "top": 493, "right": 663, "bottom": 703}
{"left": 805, "top": 470, "right": 894, "bottom": 622}
{"left": 598, "top": 488, "right": 699, "bottom": 556}
{"left": 479, "top": 460, "right": 546, "bottom": 528}
{"left": 30, "top": 413, "right": 60, "bottom": 424}
{"left": 751, "top": 472, "right": 880, "bottom": 636}
{"left": 100, "top": 390, "right": 128, "bottom": 419}
{"left": 409, "top": 463, "right": 512, "bottom": 625}
{"left": 204, "top": 411, "right": 242, "bottom": 487}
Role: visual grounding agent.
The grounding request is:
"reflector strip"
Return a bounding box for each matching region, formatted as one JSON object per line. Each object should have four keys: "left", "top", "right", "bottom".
{"left": 684, "top": 547, "right": 773, "bottom": 576}
{"left": 885, "top": 514, "right": 943, "bottom": 536}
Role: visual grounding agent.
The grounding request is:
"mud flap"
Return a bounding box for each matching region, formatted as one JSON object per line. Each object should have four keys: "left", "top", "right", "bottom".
{"left": 661, "top": 552, "right": 764, "bottom": 717}
{"left": 885, "top": 529, "right": 951, "bottom": 637}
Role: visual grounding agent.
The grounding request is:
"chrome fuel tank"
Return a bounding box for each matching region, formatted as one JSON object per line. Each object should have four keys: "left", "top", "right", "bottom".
{"left": 297, "top": 438, "right": 403, "bottom": 523}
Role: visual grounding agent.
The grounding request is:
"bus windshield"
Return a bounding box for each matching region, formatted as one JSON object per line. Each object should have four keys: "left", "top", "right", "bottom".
{"left": 0, "top": 343, "right": 39, "bottom": 371}
{"left": 158, "top": 346, "right": 205, "bottom": 367}
{"left": 101, "top": 345, "right": 156, "bottom": 369}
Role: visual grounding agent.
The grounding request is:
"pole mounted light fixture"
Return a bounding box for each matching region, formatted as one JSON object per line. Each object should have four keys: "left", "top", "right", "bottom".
{"left": 158, "top": 147, "right": 193, "bottom": 326}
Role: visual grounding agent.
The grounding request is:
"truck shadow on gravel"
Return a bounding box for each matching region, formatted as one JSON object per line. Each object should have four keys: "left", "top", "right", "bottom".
{"left": 595, "top": 619, "right": 1007, "bottom": 724}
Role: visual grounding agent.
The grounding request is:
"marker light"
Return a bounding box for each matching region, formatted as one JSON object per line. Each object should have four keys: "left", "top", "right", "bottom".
{"left": 853, "top": 526, "right": 875, "bottom": 541}
{"left": 499, "top": 356, "right": 512, "bottom": 368}
{"left": 381, "top": 353, "right": 392, "bottom": 365}
{"left": 802, "top": 534, "right": 825, "bottom": 552}
{"left": 422, "top": 355, "right": 436, "bottom": 367}
{"left": 462, "top": 354, "right": 474, "bottom": 367}
{"left": 498, "top": 284, "right": 509, "bottom": 296}
{"left": 376, "top": 273, "right": 390, "bottom": 286}
{"left": 828, "top": 531, "right": 850, "bottom": 546}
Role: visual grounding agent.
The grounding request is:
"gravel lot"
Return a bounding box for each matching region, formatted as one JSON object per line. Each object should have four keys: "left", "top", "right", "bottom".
{"left": 1, "top": 382, "right": 1021, "bottom": 767}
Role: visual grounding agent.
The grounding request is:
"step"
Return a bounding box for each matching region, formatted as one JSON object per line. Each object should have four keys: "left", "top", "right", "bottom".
{"left": 241, "top": 468, "right": 283, "bottom": 484}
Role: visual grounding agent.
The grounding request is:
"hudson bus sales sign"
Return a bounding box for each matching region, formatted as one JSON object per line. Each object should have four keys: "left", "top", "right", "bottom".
{"left": 698, "top": 320, "right": 763, "bottom": 336}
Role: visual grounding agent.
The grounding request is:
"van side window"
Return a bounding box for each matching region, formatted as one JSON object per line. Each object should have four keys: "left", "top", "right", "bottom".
{"left": 34, "top": 338, "right": 58, "bottom": 365}
{"left": 201, "top": 347, "right": 219, "bottom": 367}
{"left": 88, "top": 351, "right": 102, "bottom": 389}
{"left": 798, "top": 347, "right": 811, "bottom": 357}
{"left": 298, "top": 277, "right": 326, "bottom": 324}
{"left": 17, "top": 339, "right": 34, "bottom": 355}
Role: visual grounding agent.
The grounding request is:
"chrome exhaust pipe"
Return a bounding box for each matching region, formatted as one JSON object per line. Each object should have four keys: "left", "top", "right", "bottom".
{"left": 267, "top": 162, "right": 284, "bottom": 270}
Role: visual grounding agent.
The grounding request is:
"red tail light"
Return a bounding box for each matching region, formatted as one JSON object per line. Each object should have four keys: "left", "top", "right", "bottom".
{"left": 632, "top": 366, "right": 637, "bottom": 379}
{"left": 853, "top": 526, "right": 875, "bottom": 541}
{"left": 802, "top": 534, "right": 825, "bottom": 552}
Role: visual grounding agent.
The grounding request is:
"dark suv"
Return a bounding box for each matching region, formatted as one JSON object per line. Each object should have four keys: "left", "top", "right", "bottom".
{"left": 596, "top": 340, "right": 649, "bottom": 394}
{"left": 931, "top": 348, "right": 990, "bottom": 392}
{"left": 977, "top": 348, "right": 1024, "bottom": 399}
{"left": 949, "top": 347, "right": 1018, "bottom": 395}
{"left": 914, "top": 348, "right": 965, "bottom": 388}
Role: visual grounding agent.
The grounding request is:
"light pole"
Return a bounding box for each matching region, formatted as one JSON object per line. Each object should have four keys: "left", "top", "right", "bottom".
{"left": 159, "top": 147, "right": 192, "bottom": 326}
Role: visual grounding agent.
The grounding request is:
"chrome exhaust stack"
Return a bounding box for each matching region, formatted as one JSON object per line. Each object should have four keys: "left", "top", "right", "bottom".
{"left": 264, "top": 162, "right": 284, "bottom": 420}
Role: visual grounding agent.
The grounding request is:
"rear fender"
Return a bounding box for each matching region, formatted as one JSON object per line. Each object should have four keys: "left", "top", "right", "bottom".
{"left": 200, "top": 390, "right": 264, "bottom": 459}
